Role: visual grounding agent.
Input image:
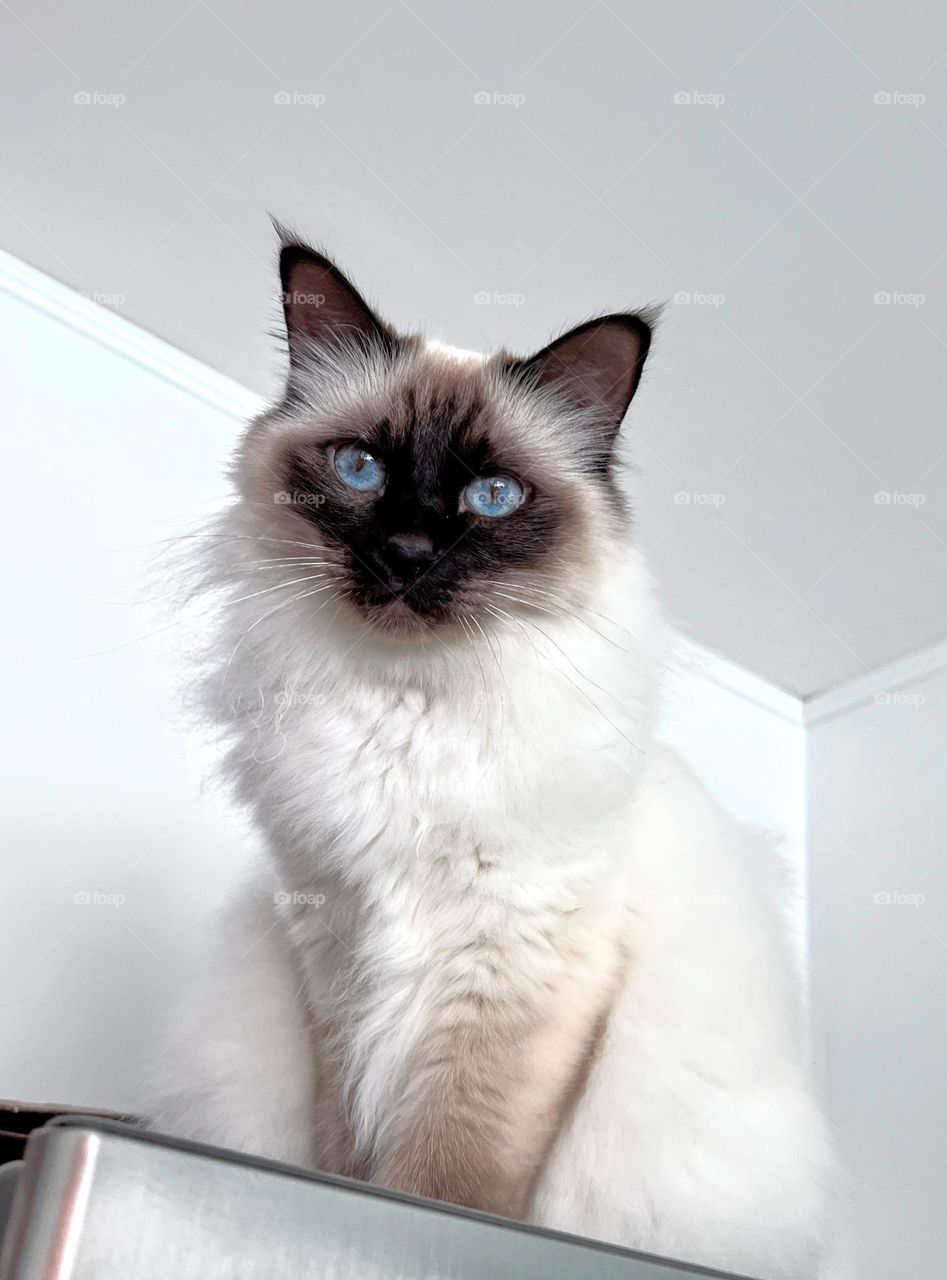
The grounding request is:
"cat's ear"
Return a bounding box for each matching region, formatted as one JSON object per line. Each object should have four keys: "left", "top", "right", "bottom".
{"left": 278, "top": 235, "right": 398, "bottom": 369}
{"left": 510, "top": 313, "right": 653, "bottom": 444}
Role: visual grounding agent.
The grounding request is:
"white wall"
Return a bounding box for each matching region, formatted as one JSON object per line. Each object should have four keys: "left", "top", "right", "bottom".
{"left": 0, "top": 257, "right": 809, "bottom": 1117}
{"left": 0, "top": 260, "right": 257, "bottom": 1113}
{"left": 660, "top": 639, "right": 808, "bottom": 969}
{"left": 806, "top": 653, "right": 947, "bottom": 1279}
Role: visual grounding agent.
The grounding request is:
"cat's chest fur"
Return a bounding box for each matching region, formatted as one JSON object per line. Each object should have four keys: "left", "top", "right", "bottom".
{"left": 252, "top": 668, "right": 631, "bottom": 1162}
{"left": 256, "top": 658, "right": 636, "bottom": 885}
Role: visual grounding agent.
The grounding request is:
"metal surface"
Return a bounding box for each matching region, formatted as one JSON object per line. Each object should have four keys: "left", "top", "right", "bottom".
{"left": 0, "top": 1165, "right": 22, "bottom": 1253}
{"left": 0, "top": 1119, "right": 755, "bottom": 1280}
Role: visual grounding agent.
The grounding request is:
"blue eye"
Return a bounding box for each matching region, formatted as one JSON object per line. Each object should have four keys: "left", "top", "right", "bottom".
{"left": 334, "top": 444, "right": 386, "bottom": 492}
{"left": 464, "top": 475, "right": 524, "bottom": 519}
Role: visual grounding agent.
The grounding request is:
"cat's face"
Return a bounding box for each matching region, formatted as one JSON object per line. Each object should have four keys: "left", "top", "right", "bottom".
{"left": 236, "top": 241, "right": 652, "bottom": 632}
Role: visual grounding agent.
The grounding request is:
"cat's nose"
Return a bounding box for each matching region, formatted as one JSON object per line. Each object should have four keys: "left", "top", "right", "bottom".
{"left": 385, "top": 531, "right": 435, "bottom": 564}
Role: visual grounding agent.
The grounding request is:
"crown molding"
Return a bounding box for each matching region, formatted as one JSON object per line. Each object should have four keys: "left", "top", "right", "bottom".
{"left": 671, "top": 635, "right": 805, "bottom": 726}
{"left": 0, "top": 249, "right": 263, "bottom": 422}
{"left": 804, "top": 637, "right": 947, "bottom": 727}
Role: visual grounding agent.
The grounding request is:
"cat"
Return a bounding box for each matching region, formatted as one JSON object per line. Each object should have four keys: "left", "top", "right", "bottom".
{"left": 149, "top": 234, "right": 836, "bottom": 1278}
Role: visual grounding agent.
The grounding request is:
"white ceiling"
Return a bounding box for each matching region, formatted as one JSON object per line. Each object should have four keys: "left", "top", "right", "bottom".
{"left": 1, "top": 0, "right": 944, "bottom": 696}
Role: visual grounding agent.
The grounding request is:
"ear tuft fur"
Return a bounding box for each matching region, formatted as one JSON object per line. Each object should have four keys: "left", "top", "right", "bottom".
{"left": 273, "top": 226, "right": 400, "bottom": 376}
{"left": 507, "top": 310, "right": 655, "bottom": 457}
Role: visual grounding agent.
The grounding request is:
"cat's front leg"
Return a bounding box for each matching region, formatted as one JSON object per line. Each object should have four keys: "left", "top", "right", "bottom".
{"left": 369, "top": 944, "right": 621, "bottom": 1219}
{"left": 370, "top": 1026, "right": 537, "bottom": 1217}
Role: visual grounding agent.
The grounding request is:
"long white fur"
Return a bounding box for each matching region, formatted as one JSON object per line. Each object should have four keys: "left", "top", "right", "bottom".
{"left": 149, "top": 339, "right": 836, "bottom": 1278}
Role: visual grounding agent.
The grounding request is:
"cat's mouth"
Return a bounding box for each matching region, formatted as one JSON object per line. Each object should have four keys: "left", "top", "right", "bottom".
{"left": 373, "top": 599, "right": 439, "bottom": 630}
{"left": 349, "top": 578, "right": 456, "bottom": 629}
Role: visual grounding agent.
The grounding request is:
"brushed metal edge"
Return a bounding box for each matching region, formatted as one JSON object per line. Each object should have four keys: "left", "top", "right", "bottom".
{"left": 0, "top": 1130, "right": 100, "bottom": 1280}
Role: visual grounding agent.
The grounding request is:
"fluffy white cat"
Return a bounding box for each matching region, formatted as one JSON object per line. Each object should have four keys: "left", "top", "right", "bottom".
{"left": 149, "top": 238, "right": 835, "bottom": 1278}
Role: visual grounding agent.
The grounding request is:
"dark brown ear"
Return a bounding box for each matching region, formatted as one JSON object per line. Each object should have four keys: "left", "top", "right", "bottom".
{"left": 510, "top": 313, "right": 653, "bottom": 446}
{"left": 278, "top": 238, "right": 398, "bottom": 369}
